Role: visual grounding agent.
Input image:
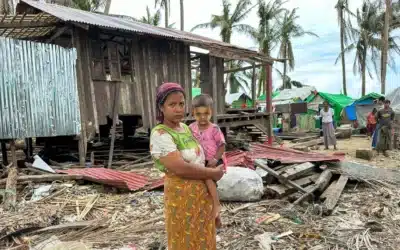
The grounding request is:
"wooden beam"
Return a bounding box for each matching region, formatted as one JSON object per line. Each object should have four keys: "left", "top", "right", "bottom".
{"left": 0, "top": 21, "right": 57, "bottom": 29}
{"left": 224, "top": 63, "right": 264, "bottom": 74}
{"left": 279, "top": 162, "right": 315, "bottom": 180}
{"left": 210, "top": 56, "right": 218, "bottom": 124}
{"left": 322, "top": 175, "right": 348, "bottom": 215}
{"left": 265, "top": 64, "right": 273, "bottom": 145}
{"left": 251, "top": 63, "right": 257, "bottom": 108}
{"left": 46, "top": 26, "right": 69, "bottom": 43}
{"left": 255, "top": 159, "right": 309, "bottom": 194}
{"left": 72, "top": 28, "right": 88, "bottom": 167}
{"left": 0, "top": 174, "right": 83, "bottom": 186}
{"left": 108, "top": 82, "right": 122, "bottom": 168}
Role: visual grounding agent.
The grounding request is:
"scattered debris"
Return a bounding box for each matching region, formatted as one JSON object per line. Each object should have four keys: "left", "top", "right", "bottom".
{"left": 356, "top": 148, "right": 375, "bottom": 160}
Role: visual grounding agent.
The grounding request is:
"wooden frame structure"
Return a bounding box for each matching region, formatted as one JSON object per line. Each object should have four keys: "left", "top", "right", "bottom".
{"left": 0, "top": 0, "right": 279, "bottom": 166}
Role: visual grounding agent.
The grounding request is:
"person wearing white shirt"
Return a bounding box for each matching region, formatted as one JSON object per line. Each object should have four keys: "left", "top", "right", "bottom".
{"left": 316, "top": 101, "right": 337, "bottom": 150}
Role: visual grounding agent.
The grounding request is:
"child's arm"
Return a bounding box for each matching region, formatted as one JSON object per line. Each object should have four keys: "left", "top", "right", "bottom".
{"left": 205, "top": 179, "right": 220, "bottom": 209}
{"left": 207, "top": 126, "right": 226, "bottom": 167}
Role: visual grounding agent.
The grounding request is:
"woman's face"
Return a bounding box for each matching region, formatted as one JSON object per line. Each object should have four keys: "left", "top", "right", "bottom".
{"left": 161, "top": 92, "right": 185, "bottom": 123}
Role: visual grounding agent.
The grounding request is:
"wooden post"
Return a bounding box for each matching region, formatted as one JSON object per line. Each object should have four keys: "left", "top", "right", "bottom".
{"left": 210, "top": 56, "right": 218, "bottom": 124}
{"left": 72, "top": 28, "right": 88, "bottom": 167}
{"left": 1, "top": 140, "right": 8, "bottom": 165}
{"left": 252, "top": 63, "right": 257, "bottom": 108}
{"left": 265, "top": 64, "right": 273, "bottom": 145}
{"left": 4, "top": 140, "right": 18, "bottom": 211}
{"left": 108, "top": 83, "right": 122, "bottom": 168}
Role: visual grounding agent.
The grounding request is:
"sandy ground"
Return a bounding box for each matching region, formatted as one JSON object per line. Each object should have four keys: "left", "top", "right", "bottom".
{"left": 286, "top": 136, "right": 400, "bottom": 169}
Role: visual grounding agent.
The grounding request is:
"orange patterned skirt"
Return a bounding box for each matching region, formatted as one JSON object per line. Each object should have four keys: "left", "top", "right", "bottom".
{"left": 164, "top": 174, "right": 216, "bottom": 250}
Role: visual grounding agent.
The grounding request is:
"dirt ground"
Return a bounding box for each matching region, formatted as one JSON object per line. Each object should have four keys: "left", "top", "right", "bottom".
{"left": 286, "top": 136, "right": 400, "bottom": 169}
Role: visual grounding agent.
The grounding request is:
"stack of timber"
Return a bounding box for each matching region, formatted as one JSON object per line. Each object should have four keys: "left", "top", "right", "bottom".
{"left": 255, "top": 159, "right": 349, "bottom": 215}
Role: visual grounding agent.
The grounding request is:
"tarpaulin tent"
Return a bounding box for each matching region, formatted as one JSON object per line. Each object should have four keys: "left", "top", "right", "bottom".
{"left": 343, "top": 92, "right": 383, "bottom": 122}
{"left": 306, "top": 92, "right": 354, "bottom": 125}
{"left": 258, "top": 91, "right": 280, "bottom": 101}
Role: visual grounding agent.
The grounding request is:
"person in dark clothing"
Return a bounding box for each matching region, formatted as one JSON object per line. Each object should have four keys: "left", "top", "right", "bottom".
{"left": 376, "top": 100, "right": 395, "bottom": 156}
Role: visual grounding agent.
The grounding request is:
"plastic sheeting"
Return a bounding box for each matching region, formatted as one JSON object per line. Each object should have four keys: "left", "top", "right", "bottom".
{"left": 355, "top": 104, "right": 380, "bottom": 128}
{"left": 386, "top": 87, "right": 400, "bottom": 113}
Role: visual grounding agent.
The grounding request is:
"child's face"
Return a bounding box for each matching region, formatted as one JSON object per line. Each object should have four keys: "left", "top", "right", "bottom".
{"left": 193, "top": 106, "right": 212, "bottom": 125}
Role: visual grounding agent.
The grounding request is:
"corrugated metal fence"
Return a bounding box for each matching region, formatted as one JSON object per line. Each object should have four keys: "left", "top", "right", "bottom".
{"left": 0, "top": 38, "right": 81, "bottom": 139}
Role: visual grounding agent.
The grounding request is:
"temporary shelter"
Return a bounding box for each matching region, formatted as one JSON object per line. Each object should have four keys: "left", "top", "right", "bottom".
{"left": 225, "top": 93, "right": 253, "bottom": 108}
{"left": 343, "top": 92, "right": 383, "bottom": 127}
{"left": 306, "top": 92, "right": 354, "bottom": 125}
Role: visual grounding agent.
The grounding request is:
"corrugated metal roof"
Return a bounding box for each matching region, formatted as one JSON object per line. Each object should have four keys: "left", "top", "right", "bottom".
{"left": 0, "top": 37, "right": 80, "bottom": 139}
{"left": 224, "top": 144, "right": 344, "bottom": 168}
{"left": 249, "top": 144, "right": 344, "bottom": 164}
{"left": 57, "top": 168, "right": 149, "bottom": 191}
{"left": 20, "top": 0, "right": 275, "bottom": 63}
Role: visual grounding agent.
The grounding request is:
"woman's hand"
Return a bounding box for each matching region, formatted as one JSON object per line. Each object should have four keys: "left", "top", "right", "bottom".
{"left": 210, "top": 165, "right": 225, "bottom": 181}
{"left": 206, "top": 158, "right": 218, "bottom": 168}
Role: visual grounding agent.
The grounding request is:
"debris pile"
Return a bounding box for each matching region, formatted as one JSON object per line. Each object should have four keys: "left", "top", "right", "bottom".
{"left": 0, "top": 146, "right": 400, "bottom": 249}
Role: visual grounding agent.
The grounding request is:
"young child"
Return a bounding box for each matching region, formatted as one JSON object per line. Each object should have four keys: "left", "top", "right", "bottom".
{"left": 189, "top": 94, "right": 225, "bottom": 228}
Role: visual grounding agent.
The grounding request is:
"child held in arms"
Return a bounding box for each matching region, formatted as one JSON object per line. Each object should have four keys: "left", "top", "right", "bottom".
{"left": 189, "top": 94, "right": 226, "bottom": 228}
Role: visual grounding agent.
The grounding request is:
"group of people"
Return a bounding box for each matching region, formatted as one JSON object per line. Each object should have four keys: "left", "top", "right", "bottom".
{"left": 149, "top": 82, "right": 225, "bottom": 250}
{"left": 367, "top": 97, "right": 395, "bottom": 156}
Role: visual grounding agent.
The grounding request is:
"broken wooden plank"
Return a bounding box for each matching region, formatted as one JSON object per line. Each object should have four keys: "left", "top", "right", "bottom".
{"left": 255, "top": 159, "right": 308, "bottom": 194}
{"left": 265, "top": 173, "right": 319, "bottom": 198}
{"left": 280, "top": 162, "right": 315, "bottom": 180}
{"left": 4, "top": 166, "right": 17, "bottom": 211}
{"left": 33, "top": 221, "right": 99, "bottom": 234}
{"left": 320, "top": 180, "right": 337, "bottom": 201}
{"left": 0, "top": 174, "right": 83, "bottom": 186}
{"left": 292, "top": 135, "right": 320, "bottom": 143}
{"left": 289, "top": 169, "right": 333, "bottom": 208}
{"left": 322, "top": 175, "right": 349, "bottom": 215}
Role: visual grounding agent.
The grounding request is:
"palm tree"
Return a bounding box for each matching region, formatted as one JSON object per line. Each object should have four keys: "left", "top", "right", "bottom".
{"left": 229, "top": 61, "right": 253, "bottom": 93}
{"left": 68, "top": 0, "right": 104, "bottom": 11}
{"left": 278, "top": 8, "right": 318, "bottom": 89}
{"left": 275, "top": 69, "right": 304, "bottom": 90}
{"left": 335, "top": 0, "right": 353, "bottom": 96}
{"left": 380, "top": 0, "right": 391, "bottom": 95}
{"left": 252, "top": 0, "right": 286, "bottom": 97}
{"left": 139, "top": 6, "right": 162, "bottom": 26}
{"left": 191, "top": 0, "right": 256, "bottom": 93}
{"left": 191, "top": 0, "right": 255, "bottom": 43}
{"left": 155, "top": 0, "right": 170, "bottom": 28}
{"left": 180, "top": 0, "right": 184, "bottom": 31}
{"left": 337, "top": 2, "right": 381, "bottom": 96}
{"left": 104, "top": 0, "right": 111, "bottom": 13}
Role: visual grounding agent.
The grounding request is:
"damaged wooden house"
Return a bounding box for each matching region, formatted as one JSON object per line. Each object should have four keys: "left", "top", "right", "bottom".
{"left": 0, "top": 0, "right": 282, "bottom": 166}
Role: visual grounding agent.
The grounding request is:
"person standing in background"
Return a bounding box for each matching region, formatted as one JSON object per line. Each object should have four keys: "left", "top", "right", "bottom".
{"left": 317, "top": 101, "right": 337, "bottom": 150}
{"left": 367, "top": 108, "right": 377, "bottom": 138}
{"left": 376, "top": 100, "right": 395, "bottom": 157}
{"left": 372, "top": 96, "right": 386, "bottom": 148}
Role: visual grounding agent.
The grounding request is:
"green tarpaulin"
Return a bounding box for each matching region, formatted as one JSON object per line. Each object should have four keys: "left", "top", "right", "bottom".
{"left": 306, "top": 92, "right": 354, "bottom": 125}
{"left": 192, "top": 88, "right": 201, "bottom": 98}
{"left": 258, "top": 91, "right": 280, "bottom": 101}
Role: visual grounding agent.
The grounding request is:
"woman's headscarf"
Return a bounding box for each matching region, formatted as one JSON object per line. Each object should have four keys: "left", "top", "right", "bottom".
{"left": 156, "top": 82, "right": 185, "bottom": 122}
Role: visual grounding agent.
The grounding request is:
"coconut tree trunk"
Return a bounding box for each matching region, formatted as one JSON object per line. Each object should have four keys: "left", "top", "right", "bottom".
{"left": 339, "top": 9, "right": 347, "bottom": 96}
{"left": 361, "top": 48, "right": 367, "bottom": 96}
{"left": 282, "top": 45, "right": 288, "bottom": 89}
{"left": 104, "top": 0, "right": 112, "bottom": 14}
{"left": 381, "top": 0, "right": 391, "bottom": 95}
{"left": 165, "top": 3, "right": 169, "bottom": 28}
{"left": 180, "top": 0, "right": 184, "bottom": 31}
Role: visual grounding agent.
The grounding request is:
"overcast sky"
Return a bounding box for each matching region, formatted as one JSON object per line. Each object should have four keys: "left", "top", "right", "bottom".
{"left": 110, "top": 0, "right": 400, "bottom": 98}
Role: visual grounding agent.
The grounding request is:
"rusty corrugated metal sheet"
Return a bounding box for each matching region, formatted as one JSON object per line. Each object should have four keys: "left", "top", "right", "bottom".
{"left": 20, "top": 0, "right": 273, "bottom": 62}
{"left": 225, "top": 144, "right": 344, "bottom": 168}
{"left": 248, "top": 144, "right": 345, "bottom": 164}
{"left": 57, "top": 168, "right": 149, "bottom": 191}
{"left": 0, "top": 37, "right": 80, "bottom": 139}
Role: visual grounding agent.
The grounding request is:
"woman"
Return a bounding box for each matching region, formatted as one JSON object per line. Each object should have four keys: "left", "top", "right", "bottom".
{"left": 150, "top": 82, "right": 224, "bottom": 250}
{"left": 317, "top": 101, "right": 337, "bottom": 150}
